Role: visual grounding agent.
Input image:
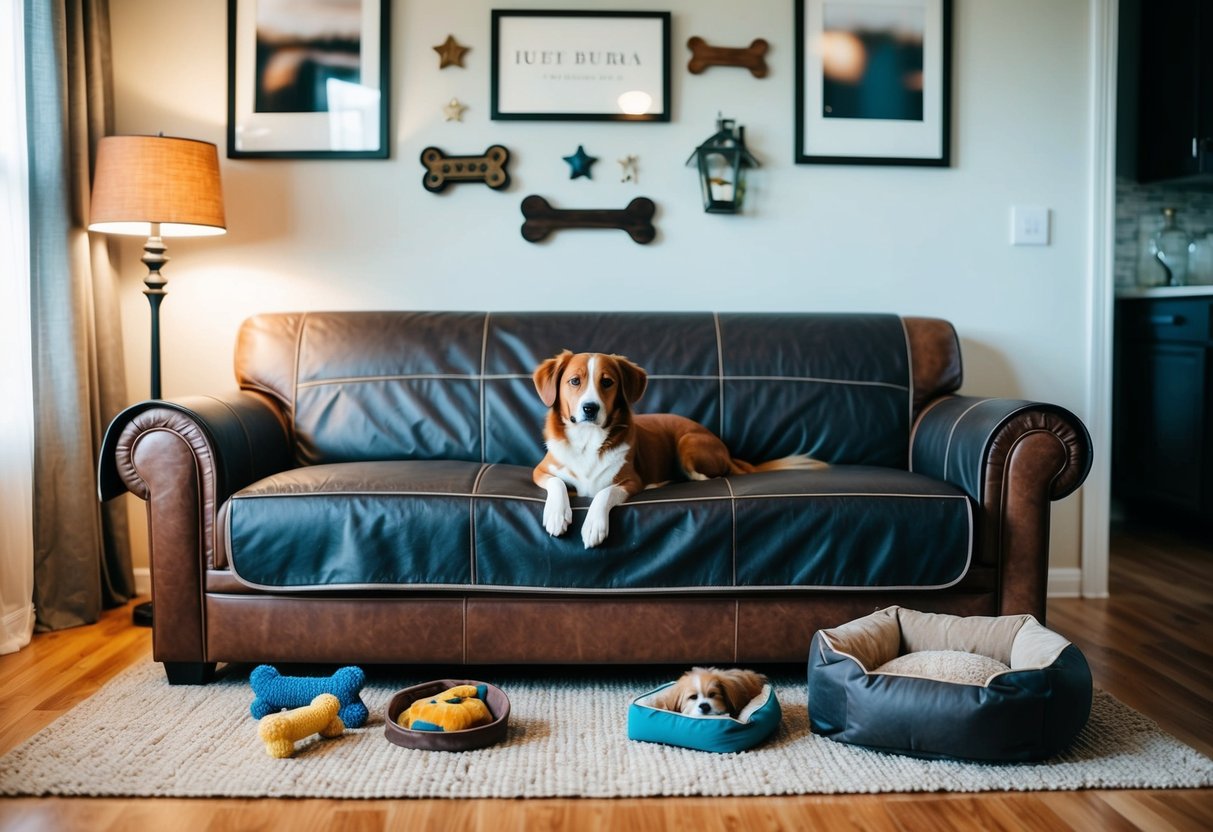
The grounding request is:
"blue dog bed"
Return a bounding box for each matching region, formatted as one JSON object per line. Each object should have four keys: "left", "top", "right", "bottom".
{"left": 627, "top": 682, "right": 782, "bottom": 753}
{"left": 808, "top": 606, "right": 1092, "bottom": 762}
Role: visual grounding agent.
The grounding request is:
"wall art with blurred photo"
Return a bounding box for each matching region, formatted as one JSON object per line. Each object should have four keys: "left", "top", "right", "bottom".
{"left": 228, "top": 0, "right": 389, "bottom": 158}
{"left": 795, "top": 0, "right": 951, "bottom": 165}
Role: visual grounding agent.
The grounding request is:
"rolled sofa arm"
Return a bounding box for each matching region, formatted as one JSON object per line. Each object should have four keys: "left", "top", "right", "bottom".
{"left": 99, "top": 392, "right": 292, "bottom": 505}
{"left": 911, "top": 396, "right": 1093, "bottom": 618}
{"left": 98, "top": 392, "right": 293, "bottom": 673}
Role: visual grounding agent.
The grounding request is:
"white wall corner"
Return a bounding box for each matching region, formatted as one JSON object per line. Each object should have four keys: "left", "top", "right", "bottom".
{"left": 1048, "top": 567, "right": 1084, "bottom": 599}
{"left": 1079, "top": 0, "right": 1118, "bottom": 600}
{"left": 134, "top": 567, "right": 151, "bottom": 598}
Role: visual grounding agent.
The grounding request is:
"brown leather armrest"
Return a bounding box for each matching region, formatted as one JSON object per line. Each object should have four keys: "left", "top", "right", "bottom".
{"left": 98, "top": 392, "right": 292, "bottom": 664}
{"left": 911, "top": 396, "right": 1093, "bottom": 620}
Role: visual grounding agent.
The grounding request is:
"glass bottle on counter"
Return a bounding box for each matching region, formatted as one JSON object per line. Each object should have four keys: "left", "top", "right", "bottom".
{"left": 1137, "top": 213, "right": 1167, "bottom": 286}
{"left": 1150, "top": 207, "right": 1191, "bottom": 286}
{"left": 1189, "top": 230, "right": 1213, "bottom": 285}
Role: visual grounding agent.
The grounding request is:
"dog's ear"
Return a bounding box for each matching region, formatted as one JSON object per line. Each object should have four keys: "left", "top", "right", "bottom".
{"left": 720, "top": 670, "right": 766, "bottom": 715}
{"left": 612, "top": 355, "right": 648, "bottom": 404}
{"left": 652, "top": 679, "right": 685, "bottom": 713}
{"left": 533, "top": 350, "right": 573, "bottom": 408}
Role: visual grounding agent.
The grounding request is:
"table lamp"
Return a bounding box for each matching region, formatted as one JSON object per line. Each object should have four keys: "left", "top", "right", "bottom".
{"left": 88, "top": 134, "right": 226, "bottom": 399}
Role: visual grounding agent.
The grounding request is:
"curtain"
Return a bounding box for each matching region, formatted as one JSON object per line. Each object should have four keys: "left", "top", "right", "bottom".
{"left": 0, "top": 0, "right": 35, "bottom": 655}
{"left": 25, "top": 0, "right": 133, "bottom": 630}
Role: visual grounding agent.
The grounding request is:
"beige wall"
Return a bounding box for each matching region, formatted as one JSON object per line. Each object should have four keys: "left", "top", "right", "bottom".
{"left": 109, "top": 0, "right": 1096, "bottom": 575}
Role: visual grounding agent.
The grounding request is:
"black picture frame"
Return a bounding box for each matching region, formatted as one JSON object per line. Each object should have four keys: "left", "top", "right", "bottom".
{"left": 227, "top": 0, "right": 390, "bottom": 159}
{"left": 491, "top": 10, "right": 671, "bottom": 122}
{"left": 794, "top": 0, "right": 951, "bottom": 166}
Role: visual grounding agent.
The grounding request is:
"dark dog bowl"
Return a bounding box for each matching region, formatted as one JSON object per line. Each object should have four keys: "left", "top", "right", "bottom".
{"left": 384, "top": 679, "right": 510, "bottom": 752}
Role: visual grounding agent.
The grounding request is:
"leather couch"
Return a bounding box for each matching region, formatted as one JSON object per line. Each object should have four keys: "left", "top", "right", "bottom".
{"left": 99, "top": 311, "right": 1092, "bottom": 684}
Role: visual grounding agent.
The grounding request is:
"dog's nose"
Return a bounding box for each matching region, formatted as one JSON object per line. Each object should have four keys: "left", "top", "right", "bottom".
{"left": 698, "top": 702, "right": 712, "bottom": 715}
{"left": 581, "top": 402, "right": 600, "bottom": 421}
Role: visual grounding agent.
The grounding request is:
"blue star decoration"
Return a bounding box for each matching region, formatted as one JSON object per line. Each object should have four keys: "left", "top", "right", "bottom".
{"left": 562, "top": 145, "right": 598, "bottom": 180}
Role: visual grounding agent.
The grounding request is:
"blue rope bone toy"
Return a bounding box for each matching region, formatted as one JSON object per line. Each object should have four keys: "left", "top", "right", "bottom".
{"left": 249, "top": 665, "right": 369, "bottom": 728}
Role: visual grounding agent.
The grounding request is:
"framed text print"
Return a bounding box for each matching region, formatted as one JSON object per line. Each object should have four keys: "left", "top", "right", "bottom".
{"left": 491, "top": 10, "right": 671, "bottom": 122}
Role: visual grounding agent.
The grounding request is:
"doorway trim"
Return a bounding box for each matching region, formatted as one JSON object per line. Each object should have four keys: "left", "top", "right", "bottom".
{"left": 1080, "top": 0, "right": 1118, "bottom": 598}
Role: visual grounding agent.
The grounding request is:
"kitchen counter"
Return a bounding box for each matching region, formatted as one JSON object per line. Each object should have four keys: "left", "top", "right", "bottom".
{"left": 1116, "top": 285, "right": 1213, "bottom": 299}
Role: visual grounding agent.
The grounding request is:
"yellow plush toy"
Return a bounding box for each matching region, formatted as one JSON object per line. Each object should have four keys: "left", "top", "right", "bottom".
{"left": 258, "top": 693, "right": 344, "bottom": 758}
{"left": 399, "top": 684, "right": 493, "bottom": 732}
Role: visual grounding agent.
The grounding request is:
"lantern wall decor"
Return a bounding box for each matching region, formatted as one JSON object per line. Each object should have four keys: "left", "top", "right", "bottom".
{"left": 686, "top": 115, "right": 759, "bottom": 214}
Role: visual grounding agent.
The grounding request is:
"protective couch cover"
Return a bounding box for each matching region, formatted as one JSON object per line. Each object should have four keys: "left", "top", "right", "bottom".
{"left": 221, "top": 312, "right": 972, "bottom": 592}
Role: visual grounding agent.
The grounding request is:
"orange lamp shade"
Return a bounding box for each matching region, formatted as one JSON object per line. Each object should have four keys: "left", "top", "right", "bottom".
{"left": 88, "top": 135, "right": 226, "bottom": 237}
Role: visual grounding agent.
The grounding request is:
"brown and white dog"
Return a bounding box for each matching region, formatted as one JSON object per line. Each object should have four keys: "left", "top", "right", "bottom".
{"left": 531, "top": 350, "right": 825, "bottom": 549}
{"left": 654, "top": 667, "right": 769, "bottom": 718}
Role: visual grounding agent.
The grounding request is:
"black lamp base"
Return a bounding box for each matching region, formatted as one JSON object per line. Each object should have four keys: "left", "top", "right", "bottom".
{"left": 132, "top": 601, "right": 154, "bottom": 627}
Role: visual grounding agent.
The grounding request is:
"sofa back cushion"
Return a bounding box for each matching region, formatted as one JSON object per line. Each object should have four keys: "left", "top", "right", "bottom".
{"left": 234, "top": 311, "right": 961, "bottom": 468}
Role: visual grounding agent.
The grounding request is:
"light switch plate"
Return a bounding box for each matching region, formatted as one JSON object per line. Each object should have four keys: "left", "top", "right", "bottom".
{"left": 1011, "top": 206, "right": 1050, "bottom": 246}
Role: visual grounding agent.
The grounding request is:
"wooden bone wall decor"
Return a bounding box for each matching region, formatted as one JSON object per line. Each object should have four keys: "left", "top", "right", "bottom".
{"left": 686, "top": 36, "right": 769, "bottom": 78}
{"left": 420, "top": 146, "right": 510, "bottom": 192}
{"left": 520, "top": 195, "right": 656, "bottom": 244}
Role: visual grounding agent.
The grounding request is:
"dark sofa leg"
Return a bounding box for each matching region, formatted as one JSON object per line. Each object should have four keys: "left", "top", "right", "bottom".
{"left": 163, "top": 661, "right": 216, "bottom": 685}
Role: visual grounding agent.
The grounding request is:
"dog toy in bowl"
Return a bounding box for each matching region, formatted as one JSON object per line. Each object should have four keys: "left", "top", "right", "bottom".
{"left": 384, "top": 679, "right": 511, "bottom": 751}
{"left": 249, "top": 665, "right": 369, "bottom": 728}
{"left": 257, "top": 693, "right": 344, "bottom": 758}
{"left": 398, "top": 684, "right": 493, "bottom": 732}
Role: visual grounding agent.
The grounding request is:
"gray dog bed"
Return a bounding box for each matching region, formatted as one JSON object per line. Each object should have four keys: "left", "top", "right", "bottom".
{"left": 808, "top": 606, "right": 1092, "bottom": 761}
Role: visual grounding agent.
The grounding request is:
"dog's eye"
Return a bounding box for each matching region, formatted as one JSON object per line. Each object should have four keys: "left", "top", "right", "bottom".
{"left": 601, "top": 378, "right": 614, "bottom": 389}
{"left": 687, "top": 693, "right": 698, "bottom": 700}
{"left": 568, "top": 377, "right": 581, "bottom": 387}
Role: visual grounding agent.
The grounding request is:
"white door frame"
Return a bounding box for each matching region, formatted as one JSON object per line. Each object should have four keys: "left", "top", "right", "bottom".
{"left": 1081, "top": 0, "right": 1118, "bottom": 598}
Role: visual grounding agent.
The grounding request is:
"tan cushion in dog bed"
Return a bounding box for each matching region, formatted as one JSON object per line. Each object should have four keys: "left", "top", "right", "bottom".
{"left": 874, "top": 650, "right": 1011, "bottom": 686}
{"left": 821, "top": 605, "right": 1071, "bottom": 676}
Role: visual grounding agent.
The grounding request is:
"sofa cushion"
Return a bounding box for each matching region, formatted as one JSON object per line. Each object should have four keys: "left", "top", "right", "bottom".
{"left": 222, "top": 460, "right": 482, "bottom": 588}
{"left": 222, "top": 463, "right": 973, "bottom": 593}
{"left": 236, "top": 311, "right": 918, "bottom": 469}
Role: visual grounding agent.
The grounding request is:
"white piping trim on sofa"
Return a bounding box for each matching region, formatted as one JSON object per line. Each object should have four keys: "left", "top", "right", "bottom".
{"left": 229, "top": 489, "right": 972, "bottom": 505}
{"left": 294, "top": 372, "right": 913, "bottom": 389}
{"left": 144, "top": 567, "right": 1081, "bottom": 599}
{"left": 164, "top": 566, "right": 1083, "bottom": 599}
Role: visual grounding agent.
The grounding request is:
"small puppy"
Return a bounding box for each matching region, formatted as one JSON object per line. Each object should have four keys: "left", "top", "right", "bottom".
{"left": 654, "top": 667, "right": 769, "bottom": 718}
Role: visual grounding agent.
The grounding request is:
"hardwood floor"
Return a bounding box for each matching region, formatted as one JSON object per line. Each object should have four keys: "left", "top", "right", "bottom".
{"left": 1, "top": 520, "right": 1211, "bottom": 831}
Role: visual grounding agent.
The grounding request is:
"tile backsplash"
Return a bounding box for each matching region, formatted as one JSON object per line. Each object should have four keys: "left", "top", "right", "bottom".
{"left": 1115, "top": 177, "right": 1213, "bottom": 286}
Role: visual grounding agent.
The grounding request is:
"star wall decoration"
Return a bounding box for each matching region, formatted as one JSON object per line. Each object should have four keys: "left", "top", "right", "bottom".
{"left": 618, "top": 155, "right": 639, "bottom": 183}
{"left": 443, "top": 98, "right": 468, "bottom": 121}
{"left": 562, "top": 145, "right": 598, "bottom": 180}
{"left": 433, "top": 35, "right": 469, "bottom": 69}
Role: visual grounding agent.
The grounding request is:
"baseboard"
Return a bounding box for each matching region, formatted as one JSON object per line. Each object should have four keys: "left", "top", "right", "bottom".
{"left": 134, "top": 567, "right": 151, "bottom": 598}
{"left": 1047, "top": 567, "right": 1083, "bottom": 598}
{"left": 0, "top": 604, "right": 35, "bottom": 655}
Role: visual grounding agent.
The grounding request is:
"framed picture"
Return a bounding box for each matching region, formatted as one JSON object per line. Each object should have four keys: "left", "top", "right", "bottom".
{"left": 227, "top": 0, "right": 389, "bottom": 159}
{"left": 794, "top": 0, "right": 951, "bottom": 165}
{"left": 491, "top": 10, "right": 671, "bottom": 122}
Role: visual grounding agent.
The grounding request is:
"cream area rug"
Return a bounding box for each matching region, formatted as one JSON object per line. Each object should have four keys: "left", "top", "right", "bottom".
{"left": 1, "top": 661, "right": 1211, "bottom": 799}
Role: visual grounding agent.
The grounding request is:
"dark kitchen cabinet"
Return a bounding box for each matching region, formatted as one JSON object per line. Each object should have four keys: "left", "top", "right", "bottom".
{"left": 1128, "top": 0, "right": 1213, "bottom": 184}
{"left": 1113, "top": 295, "right": 1213, "bottom": 516}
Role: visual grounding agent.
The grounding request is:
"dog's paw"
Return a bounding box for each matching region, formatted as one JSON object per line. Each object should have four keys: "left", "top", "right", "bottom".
{"left": 543, "top": 493, "right": 571, "bottom": 537}
{"left": 581, "top": 512, "right": 609, "bottom": 548}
